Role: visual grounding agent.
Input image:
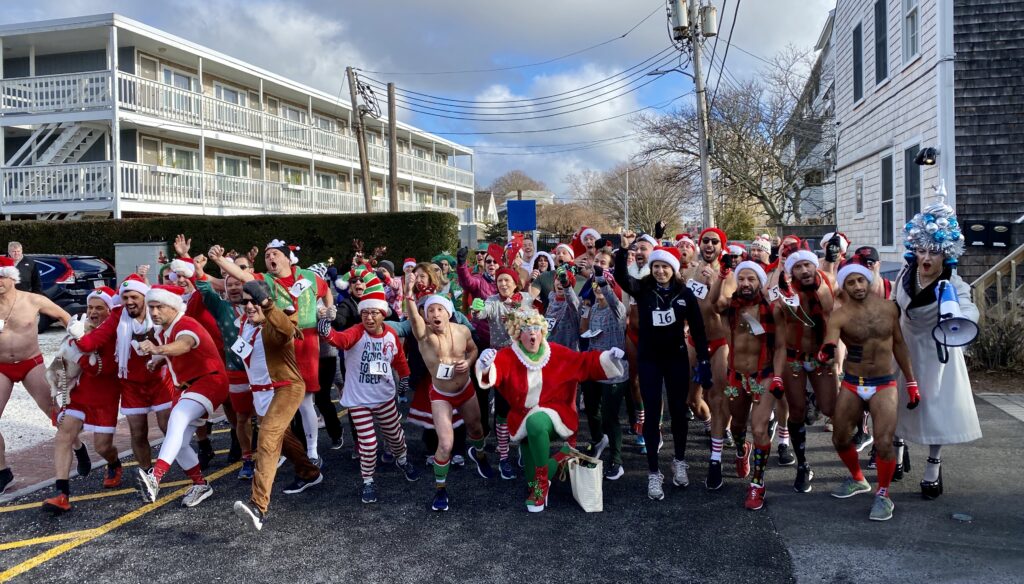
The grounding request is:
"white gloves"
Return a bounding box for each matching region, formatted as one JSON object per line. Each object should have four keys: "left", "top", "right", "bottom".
{"left": 608, "top": 347, "right": 625, "bottom": 360}
{"left": 66, "top": 314, "right": 87, "bottom": 340}
{"left": 477, "top": 348, "right": 497, "bottom": 371}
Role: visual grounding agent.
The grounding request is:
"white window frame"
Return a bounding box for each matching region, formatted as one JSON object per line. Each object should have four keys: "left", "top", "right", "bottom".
{"left": 879, "top": 150, "right": 896, "bottom": 250}
{"left": 280, "top": 104, "right": 306, "bottom": 123}
{"left": 215, "top": 153, "right": 249, "bottom": 177}
{"left": 163, "top": 144, "right": 199, "bottom": 171}
{"left": 902, "top": 138, "right": 923, "bottom": 222}
{"left": 214, "top": 81, "right": 247, "bottom": 106}
{"left": 853, "top": 172, "right": 865, "bottom": 218}
{"left": 138, "top": 55, "right": 160, "bottom": 81}
{"left": 140, "top": 136, "right": 162, "bottom": 166}
{"left": 315, "top": 172, "right": 336, "bottom": 190}
{"left": 902, "top": 0, "right": 920, "bottom": 67}
{"left": 265, "top": 96, "right": 280, "bottom": 115}
{"left": 314, "top": 115, "right": 336, "bottom": 132}
{"left": 852, "top": 20, "right": 865, "bottom": 106}
{"left": 162, "top": 65, "right": 197, "bottom": 91}
{"left": 282, "top": 165, "right": 309, "bottom": 186}
{"left": 873, "top": 0, "right": 889, "bottom": 88}
{"left": 250, "top": 157, "right": 263, "bottom": 180}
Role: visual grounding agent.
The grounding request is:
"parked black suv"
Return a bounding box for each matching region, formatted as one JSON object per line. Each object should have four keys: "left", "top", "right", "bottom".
{"left": 28, "top": 254, "right": 116, "bottom": 333}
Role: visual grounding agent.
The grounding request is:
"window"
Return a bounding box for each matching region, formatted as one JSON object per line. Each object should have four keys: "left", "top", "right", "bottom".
{"left": 904, "top": 145, "right": 921, "bottom": 219}
{"left": 881, "top": 155, "right": 894, "bottom": 246}
{"left": 855, "top": 177, "right": 864, "bottom": 215}
{"left": 163, "top": 145, "right": 198, "bottom": 170}
{"left": 215, "top": 82, "right": 247, "bottom": 106}
{"left": 316, "top": 172, "right": 335, "bottom": 190}
{"left": 281, "top": 104, "right": 306, "bottom": 123}
{"left": 874, "top": 0, "right": 888, "bottom": 83}
{"left": 141, "top": 137, "right": 161, "bottom": 166}
{"left": 852, "top": 24, "right": 864, "bottom": 102}
{"left": 162, "top": 67, "right": 195, "bottom": 91}
{"left": 283, "top": 166, "right": 308, "bottom": 186}
{"left": 314, "top": 115, "right": 335, "bottom": 131}
{"left": 250, "top": 157, "right": 262, "bottom": 179}
{"left": 903, "top": 0, "right": 919, "bottom": 63}
{"left": 216, "top": 154, "right": 248, "bottom": 177}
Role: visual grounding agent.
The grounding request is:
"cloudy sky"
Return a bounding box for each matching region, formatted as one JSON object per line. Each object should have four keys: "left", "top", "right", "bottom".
{"left": 2, "top": 0, "right": 833, "bottom": 196}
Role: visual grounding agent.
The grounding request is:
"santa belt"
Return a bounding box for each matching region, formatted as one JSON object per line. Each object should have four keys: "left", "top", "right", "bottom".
{"left": 841, "top": 372, "right": 895, "bottom": 386}
{"left": 177, "top": 371, "right": 217, "bottom": 392}
{"left": 251, "top": 381, "right": 290, "bottom": 392}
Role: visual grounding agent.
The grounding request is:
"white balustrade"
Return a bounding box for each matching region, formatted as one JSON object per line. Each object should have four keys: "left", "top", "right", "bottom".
{"left": 2, "top": 161, "right": 113, "bottom": 204}
{"left": 1, "top": 71, "right": 112, "bottom": 114}
{"left": 117, "top": 73, "right": 200, "bottom": 125}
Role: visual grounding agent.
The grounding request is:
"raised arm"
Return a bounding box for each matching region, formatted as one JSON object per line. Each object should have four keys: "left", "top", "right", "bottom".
{"left": 38, "top": 295, "right": 72, "bottom": 326}
{"left": 402, "top": 277, "right": 428, "bottom": 340}
{"left": 612, "top": 248, "right": 641, "bottom": 297}
{"left": 208, "top": 245, "right": 255, "bottom": 283}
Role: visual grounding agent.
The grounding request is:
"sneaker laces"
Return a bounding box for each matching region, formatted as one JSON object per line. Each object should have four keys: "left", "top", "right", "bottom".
{"left": 648, "top": 473, "right": 663, "bottom": 491}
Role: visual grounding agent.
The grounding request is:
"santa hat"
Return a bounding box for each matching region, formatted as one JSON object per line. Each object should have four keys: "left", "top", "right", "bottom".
{"left": 0, "top": 257, "right": 20, "bottom": 283}
{"left": 169, "top": 257, "right": 195, "bottom": 278}
{"left": 266, "top": 239, "right": 300, "bottom": 265}
{"left": 750, "top": 237, "right": 772, "bottom": 254}
{"left": 636, "top": 234, "right": 658, "bottom": 248}
{"left": 698, "top": 227, "right": 728, "bottom": 249}
{"left": 552, "top": 243, "right": 575, "bottom": 261}
{"left": 356, "top": 271, "right": 390, "bottom": 315}
{"left": 648, "top": 246, "right": 681, "bottom": 273}
{"left": 820, "top": 232, "right": 851, "bottom": 254}
{"left": 528, "top": 251, "right": 554, "bottom": 273}
{"left": 571, "top": 226, "right": 600, "bottom": 258}
{"left": 674, "top": 234, "right": 697, "bottom": 250}
{"left": 734, "top": 261, "right": 768, "bottom": 288}
{"left": 422, "top": 294, "right": 454, "bottom": 318}
{"left": 837, "top": 263, "right": 874, "bottom": 287}
{"left": 119, "top": 273, "right": 150, "bottom": 297}
{"left": 728, "top": 243, "right": 747, "bottom": 257}
{"left": 88, "top": 286, "right": 120, "bottom": 309}
{"left": 146, "top": 284, "right": 186, "bottom": 313}
{"left": 403, "top": 258, "right": 417, "bottom": 272}
{"left": 784, "top": 250, "right": 820, "bottom": 275}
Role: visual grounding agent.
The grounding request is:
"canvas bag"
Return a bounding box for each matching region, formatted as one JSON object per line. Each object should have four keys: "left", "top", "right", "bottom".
{"left": 566, "top": 448, "right": 603, "bottom": 513}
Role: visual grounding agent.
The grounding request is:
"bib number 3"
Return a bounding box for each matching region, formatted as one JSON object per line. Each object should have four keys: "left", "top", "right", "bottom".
{"left": 652, "top": 309, "right": 676, "bottom": 327}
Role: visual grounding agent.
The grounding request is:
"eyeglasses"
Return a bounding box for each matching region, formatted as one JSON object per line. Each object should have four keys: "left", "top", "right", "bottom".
{"left": 484, "top": 259, "right": 497, "bottom": 264}
{"left": 701, "top": 238, "right": 721, "bottom": 245}
{"left": 233, "top": 298, "right": 257, "bottom": 307}
{"left": 361, "top": 309, "right": 383, "bottom": 317}
{"left": 521, "top": 325, "right": 543, "bottom": 333}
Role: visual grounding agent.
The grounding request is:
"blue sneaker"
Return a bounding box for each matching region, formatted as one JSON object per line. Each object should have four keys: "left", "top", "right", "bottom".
{"left": 499, "top": 458, "right": 517, "bottom": 480}
{"left": 431, "top": 487, "right": 449, "bottom": 512}
{"left": 396, "top": 458, "right": 421, "bottom": 482}
{"left": 361, "top": 480, "right": 378, "bottom": 504}
{"left": 237, "top": 459, "right": 255, "bottom": 480}
{"left": 467, "top": 446, "right": 495, "bottom": 479}
{"left": 637, "top": 435, "right": 647, "bottom": 455}
{"left": 381, "top": 450, "right": 395, "bottom": 465}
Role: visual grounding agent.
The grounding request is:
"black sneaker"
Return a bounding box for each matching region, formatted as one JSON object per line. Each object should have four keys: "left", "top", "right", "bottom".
{"left": 853, "top": 429, "right": 874, "bottom": 453}
{"left": 431, "top": 487, "right": 449, "bottom": 512}
{"left": 705, "top": 460, "right": 724, "bottom": 490}
{"left": 686, "top": 407, "right": 695, "bottom": 421}
{"left": 0, "top": 467, "right": 12, "bottom": 494}
{"left": 283, "top": 473, "right": 323, "bottom": 495}
{"left": 867, "top": 446, "right": 878, "bottom": 469}
{"left": 74, "top": 444, "right": 92, "bottom": 478}
{"left": 197, "top": 439, "right": 215, "bottom": 471}
{"left": 467, "top": 446, "right": 495, "bottom": 480}
{"left": 604, "top": 463, "right": 624, "bottom": 481}
{"left": 794, "top": 464, "right": 814, "bottom": 493}
{"left": 767, "top": 413, "right": 778, "bottom": 442}
{"left": 227, "top": 429, "right": 242, "bottom": 463}
{"left": 777, "top": 444, "right": 796, "bottom": 467}
{"left": 233, "top": 500, "right": 264, "bottom": 531}
{"left": 330, "top": 437, "right": 345, "bottom": 450}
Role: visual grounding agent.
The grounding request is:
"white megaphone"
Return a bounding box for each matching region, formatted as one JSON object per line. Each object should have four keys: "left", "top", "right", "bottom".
{"left": 932, "top": 280, "right": 979, "bottom": 348}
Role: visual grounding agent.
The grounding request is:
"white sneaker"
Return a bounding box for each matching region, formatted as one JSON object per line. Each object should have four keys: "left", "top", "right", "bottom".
{"left": 671, "top": 459, "right": 690, "bottom": 488}
{"left": 233, "top": 500, "right": 265, "bottom": 531}
{"left": 647, "top": 472, "right": 665, "bottom": 501}
{"left": 277, "top": 456, "right": 286, "bottom": 468}
{"left": 136, "top": 467, "right": 159, "bottom": 503}
{"left": 181, "top": 483, "right": 213, "bottom": 507}
{"left": 590, "top": 435, "right": 609, "bottom": 460}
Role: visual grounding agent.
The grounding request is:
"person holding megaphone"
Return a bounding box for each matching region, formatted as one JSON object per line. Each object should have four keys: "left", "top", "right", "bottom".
{"left": 894, "top": 196, "right": 981, "bottom": 501}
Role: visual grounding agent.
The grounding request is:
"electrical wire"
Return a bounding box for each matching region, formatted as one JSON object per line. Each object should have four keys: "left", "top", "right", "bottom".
{"left": 708, "top": 0, "right": 741, "bottom": 114}
{"left": 356, "top": 2, "right": 664, "bottom": 76}
{"left": 474, "top": 135, "right": 641, "bottom": 156}
{"left": 704, "top": 0, "right": 727, "bottom": 87}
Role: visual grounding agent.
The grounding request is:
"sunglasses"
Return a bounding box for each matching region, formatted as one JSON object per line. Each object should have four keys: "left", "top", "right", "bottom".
{"left": 701, "top": 238, "right": 721, "bottom": 245}
{"left": 484, "top": 259, "right": 497, "bottom": 264}
{"left": 233, "top": 298, "right": 257, "bottom": 306}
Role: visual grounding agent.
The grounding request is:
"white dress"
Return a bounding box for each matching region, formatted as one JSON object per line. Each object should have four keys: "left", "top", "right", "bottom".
{"left": 894, "top": 269, "right": 982, "bottom": 445}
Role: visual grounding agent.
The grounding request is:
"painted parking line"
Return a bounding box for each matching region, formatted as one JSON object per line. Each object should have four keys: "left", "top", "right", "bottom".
{"left": 0, "top": 529, "right": 100, "bottom": 552}
{"left": 0, "top": 461, "right": 241, "bottom": 582}
{"left": 0, "top": 480, "right": 191, "bottom": 514}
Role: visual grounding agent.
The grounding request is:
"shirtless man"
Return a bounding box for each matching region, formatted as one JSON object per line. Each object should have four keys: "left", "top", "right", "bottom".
{"left": 0, "top": 258, "right": 75, "bottom": 493}
{"left": 403, "top": 282, "right": 485, "bottom": 512}
{"left": 690, "top": 228, "right": 737, "bottom": 490}
{"left": 772, "top": 249, "right": 837, "bottom": 493}
{"left": 819, "top": 263, "right": 919, "bottom": 521}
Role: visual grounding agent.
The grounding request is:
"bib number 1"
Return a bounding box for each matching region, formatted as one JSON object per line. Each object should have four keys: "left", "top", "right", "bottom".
{"left": 652, "top": 309, "right": 676, "bottom": 327}
{"left": 437, "top": 363, "right": 455, "bottom": 381}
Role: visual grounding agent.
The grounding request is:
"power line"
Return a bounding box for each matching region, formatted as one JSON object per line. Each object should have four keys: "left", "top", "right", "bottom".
{"left": 472, "top": 133, "right": 638, "bottom": 150}
{"left": 708, "top": 0, "right": 741, "bottom": 114}
{"left": 356, "top": 2, "right": 663, "bottom": 76}
{"left": 703, "top": 0, "right": 727, "bottom": 87}
{"left": 475, "top": 135, "right": 640, "bottom": 156}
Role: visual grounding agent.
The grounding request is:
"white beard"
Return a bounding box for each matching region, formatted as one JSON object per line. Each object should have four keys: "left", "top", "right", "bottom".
{"left": 628, "top": 262, "right": 650, "bottom": 280}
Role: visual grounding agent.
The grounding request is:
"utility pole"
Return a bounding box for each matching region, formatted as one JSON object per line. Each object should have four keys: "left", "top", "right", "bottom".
{"left": 624, "top": 165, "right": 630, "bottom": 230}
{"left": 387, "top": 82, "right": 399, "bottom": 213}
{"left": 346, "top": 66, "right": 374, "bottom": 213}
{"left": 687, "top": 0, "right": 715, "bottom": 229}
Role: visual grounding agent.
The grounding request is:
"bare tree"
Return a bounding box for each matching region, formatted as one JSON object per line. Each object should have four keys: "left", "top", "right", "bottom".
{"left": 565, "top": 161, "right": 695, "bottom": 235}
{"left": 487, "top": 170, "right": 548, "bottom": 205}
{"left": 633, "top": 46, "right": 834, "bottom": 226}
{"left": 536, "top": 202, "right": 613, "bottom": 241}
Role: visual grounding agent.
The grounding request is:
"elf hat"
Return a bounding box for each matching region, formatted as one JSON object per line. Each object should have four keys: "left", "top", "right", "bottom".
{"left": 146, "top": 284, "right": 186, "bottom": 313}
{"left": 356, "top": 271, "right": 390, "bottom": 315}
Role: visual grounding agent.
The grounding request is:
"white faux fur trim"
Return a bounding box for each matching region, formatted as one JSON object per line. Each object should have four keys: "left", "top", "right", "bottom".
{"left": 475, "top": 361, "right": 497, "bottom": 389}
{"left": 175, "top": 330, "right": 201, "bottom": 349}
{"left": 170, "top": 259, "right": 195, "bottom": 278}
{"left": 146, "top": 288, "right": 185, "bottom": 312}
{"left": 0, "top": 266, "right": 20, "bottom": 283}
{"left": 599, "top": 350, "right": 625, "bottom": 380}
{"left": 511, "top": 407, "right": 573, "bottom": 442}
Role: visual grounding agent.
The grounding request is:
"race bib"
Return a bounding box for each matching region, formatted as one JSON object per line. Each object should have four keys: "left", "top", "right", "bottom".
{"left": 741, "top": 312, "right": 766, "bottom": 336}
{"left": 437, "top": 363, "right": 455, "bottom": 381}
{"left": 368, "top": 361, "right": 391, "bottom": 377}
{"left": 230, "top": 337, "right": 253, "bottom": 359}
{"left": 686, "top": 279, "right": 709, "bottom": 300}
{"left": 767, "top": 286, "right": 781, "bottom": 302}
{"left": 782, "top": 294, "right": 800, "bottom": 307}
{"left": 579, "top": 305, "right": 591, "bottom": 319}
{"left": 652, "top": 309, "right": 676, "bottom": 327}
{"left": 545, "top": 317, "right": 557, "bottom": 331}
{"left": 289, "top": 278, "right": 313, "bottom": 298}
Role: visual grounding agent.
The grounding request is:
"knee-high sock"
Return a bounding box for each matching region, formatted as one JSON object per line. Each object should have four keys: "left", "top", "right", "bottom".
{"left": 777, "top": 426, "right": 790, "bottom": 446}
{"left": 925, "top": 444, "right": 943, "bottom": 482}
{"left": 836, "top": 445, "right": 864, "bottom": 481}
{"left": 788, "top": 421, "right": 807, "bottom": 467}
{"left": 734, "top": 430, "right": 748, "bottom": 458}
{"left": 153, "top": 400, "right": 207, "bottom": 482}
{"left": 433, "top": 457, "right": 450, "bottom": 487}
{"left": 710, "top": 437, "right": 724, "bottom": 462}
{"left": 876, "top": 458, "right": 896, "bottom": 496}
{"left": 751, "top": 442, "right": 771, "bottom": 487}
{"left": 298, "top": 393, "right": 319, "bottom": 459}
{"left": 523, "top": 414, "right": 556, "bottom": 479}
{"left": 373, "top": 399, "right": 408, "bottom": 464}
{"left": 496, "top": 417, "right": 510, "bottom": 461}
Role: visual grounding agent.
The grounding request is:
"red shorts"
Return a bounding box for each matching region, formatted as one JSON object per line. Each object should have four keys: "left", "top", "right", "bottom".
{"left": 229, "top": 387, "right": 254, "bottom": 417}
{"left": 687, "top": 336, "right": 728, "bottom": 356}
{"left": 62, "top": 379, "right": 120, "bottom": 433}
{"left": 429, "top": 380, "right": 476, "bottom": 408}
{"left": 295, "top": 331, "right": 319, "bottom": 393}
{"left": 177, "top": 371, "right": 229, "bottom": 419}
{"left": 0, "top": 354, "right": 44, "bottom": 383}
{"left": 120, "top": 376, "right": 174, "bottom": 415}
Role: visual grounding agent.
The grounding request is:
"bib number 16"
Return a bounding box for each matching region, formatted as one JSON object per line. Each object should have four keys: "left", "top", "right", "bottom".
{"left": 652, "top": 309, "right": 676, "bottom": 327}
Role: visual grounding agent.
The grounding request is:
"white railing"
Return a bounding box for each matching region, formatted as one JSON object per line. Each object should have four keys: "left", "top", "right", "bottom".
{"left": 3, "top": 161, "right": 113, "bottom": 204}
{"left": 1, "top": 71, "right": 112, "bottom": 114}
{"left": 117, "top": 73, "right": 200, "bottom": 125}
{"left": 120, "top": 162, "right": 203, "bottom": 206}
{"left": 202, "top": 95, "right": 263, "bottom": 139}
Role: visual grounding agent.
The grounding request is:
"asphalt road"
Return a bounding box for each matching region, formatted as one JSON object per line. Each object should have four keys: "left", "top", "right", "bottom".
{"left": 1, "top": 397, "right": 1022, "bottom": 583}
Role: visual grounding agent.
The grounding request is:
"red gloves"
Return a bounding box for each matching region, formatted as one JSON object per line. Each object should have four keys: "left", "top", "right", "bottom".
{"left": 817, "top": 342, "right": 837, "bottom": 364}
{"left": 769, "top": 376, "right": 784, "bottom": 399}
{"left": 906, "top": 381, "right": 921, "bottom": 409}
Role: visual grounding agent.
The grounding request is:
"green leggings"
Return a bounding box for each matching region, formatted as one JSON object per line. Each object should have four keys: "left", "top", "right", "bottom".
{"left": 519, "top": 413, "right": 561, "bottom": 479}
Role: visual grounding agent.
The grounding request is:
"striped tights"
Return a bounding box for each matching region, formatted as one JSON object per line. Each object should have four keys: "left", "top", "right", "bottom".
{"left": 349, "top": 399, "right": 407, "bottom": 480}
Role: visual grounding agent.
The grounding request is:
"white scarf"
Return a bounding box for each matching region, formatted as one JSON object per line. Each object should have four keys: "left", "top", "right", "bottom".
{"left": 115, "top": 308, "right": 152, "bottom": 379}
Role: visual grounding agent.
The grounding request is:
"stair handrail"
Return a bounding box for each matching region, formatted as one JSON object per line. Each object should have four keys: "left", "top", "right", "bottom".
{"left": 971, "top": 242, "right": 1024, "bottom": 324}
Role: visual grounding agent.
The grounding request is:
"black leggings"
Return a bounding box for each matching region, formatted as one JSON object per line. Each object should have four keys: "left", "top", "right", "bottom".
{"left": 638, "top": 353, "right": 691, "bottom": 473}
{"left": 315, "top": 356, "right": 343, "bottom": 441}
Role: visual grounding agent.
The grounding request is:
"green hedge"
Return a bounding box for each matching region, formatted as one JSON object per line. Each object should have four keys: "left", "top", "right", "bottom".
{"left": 0, "top": 212, "right": 459, "bottom": 274}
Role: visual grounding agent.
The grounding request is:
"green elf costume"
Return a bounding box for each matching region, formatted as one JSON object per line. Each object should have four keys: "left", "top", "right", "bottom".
{"left": 432, "top": 251, "right": 462, "bottom": 311}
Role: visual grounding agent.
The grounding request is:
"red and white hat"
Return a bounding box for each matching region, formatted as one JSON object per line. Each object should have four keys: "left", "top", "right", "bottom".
{"left": 169, "top": 257, "right": 195, "bottom": 279}
{"left": 750, "top": 236, "right": 772, "bottom": 254}
{"left": 88, "top": 286, "right": 120, "bottom": 309}
{"left": 837, "top": 263, "right": 874, "bottom": 287}
{"left": 0, "top": 257, "right": 20, "bottom": 283}
{"left": 784, "top": 250, "right": 820, "bottom": 275}
{"left": 734, "top": 261, "right": 768, "bottom": 288}
{"left": 403, "top": 258, "right": 417, "bottom": 271}
{"left": 648, "top": 246, "right": 681, "bottom": 273}
{"left": 636, "top": 234, "right": 658, "bottom": 248}
{"left": 674, "top": 234, "right": 696, "bottom": 250}
{"left": 146, "top": 284, "right": 186, "bottom": 313}
{"left": 119, "top": 273, "right": 150, "bottom": 297}
{"left": 355, "top": 271, "right": 390, "bottom": 315}
{"left": 553, "top": 243, "right": 575, "bottom": 260}
{"left": 819, "top": 232, "right": 850, "bottom": 254}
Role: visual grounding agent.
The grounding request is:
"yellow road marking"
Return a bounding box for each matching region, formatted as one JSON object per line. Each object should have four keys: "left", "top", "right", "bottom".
{"left": 0, "top": 462, "right": 241, "bottom": 582}
{"left": 0, "top": 530, "right": 100, "bottom": 552}
{"left": 0, "top": 480, "right": 191, "bottom": 514}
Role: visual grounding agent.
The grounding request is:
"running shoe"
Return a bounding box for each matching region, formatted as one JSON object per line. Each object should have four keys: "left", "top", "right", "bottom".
{"left": 588, "top": 435, "right": 609, "bottom": 460}
{"left": 452, "top": 454, "right": 465, "bottom": 467}
{"left": 767, "top": 412, "right": 778, "bottom": 442}
{"left": 736, "top": 442, "right": 751, "bottom": 479}
{"left": 853, "top": 428, "right": 874, "bottom": 452}
{"left": 869, "top": 494, "right": 895, "bottom": 521}
{"left": 671, "top": 459, "right": 690, "bottom": 488}
{"left": 705, "top": 460, "right": 724, "bottom": 491}
{"left": 103, "top": 466, "right": 123, "bottom": 488}
{"left": 238, "top": 459, "right": 255, "bottom": 480}
{"left": 136, "top": 468, "right": 159, "bottom": 503}
{"left": 317, "top": 415, "right": 326, "bottom": 429}
{"left": 823, "top": 418, "right": 834, "bottom": 433}
{"left": 381, "top": 449, "right": 395, "bottom": 465}
{"left": 499, "top": 458, "right": 517, "bottom": 480}
{"left": 777, "top": 444, "right": 796, "bottom": 467}
{"left": 431, "top": 487, "right": 450, "bottom": 512}
{"left": 647, "top": 472, "right": 665, "bottom": 500}
{"left": 867, "top": 445, "right": 878, "bottom": 469}
{"left": 793, "top": 464, "right": 814, "bottom": 493}
{"left": 0, "top": 467, "right": 13, "bottom": 494}
{"left": 233, "top": 500, "right": 265, "bottom": 531}
{"left": 604, "top": 463, "right": 624, "bottom": 481}
{"left": 396, "top": 458, "right": 421, "bottom": 482}
{"left": 686, "top": 407, "right": 695, "bottom": 421}
{"left": 830, "top": 476, "right": 872, "bottom": 499}
{"left": 283, "top": 473, "right": 324, "bottom": 495}
{"left": 724, "top": 429, "right": 736, "bottom": 449}
{"left": 330, "top": 437, "right": 345, "bottom": 450}
{"left": 744, "top": 484, "right": 766, "bottom": 511}
{"left": 181, "top": 484, "right": 213, "bottom": 508}
{"left": 361, "top": 480, "right": 378, "bottom": 504}
{"left": 310, "top": 457, "right": 324, "bottom": 470}
{"left": 467, "top": 446, "right": 495, "bottom": 479}
{"left": 637, "top": 435, "right": 647, "bottom": 455}
{"left": 277, "top": 456, "right": 287, "bottom": 468}
{"left": 42, "top": 493, "right": 72, "bottom": 514}
{"left": 74, "top": 444, "right": 91, "bottom": 478}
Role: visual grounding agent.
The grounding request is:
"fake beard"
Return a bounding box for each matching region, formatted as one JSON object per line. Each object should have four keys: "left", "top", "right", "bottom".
{"left": 628, "top": 262, "right": 650, "bottom": 280}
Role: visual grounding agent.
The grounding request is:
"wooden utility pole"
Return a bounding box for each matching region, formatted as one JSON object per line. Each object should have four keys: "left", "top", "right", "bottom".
{"left": 387, "top": 82, "right": 399, "bottom": 213}
{"left": 346, "top": 66, "right": 374, "bottom": 213}
{"left": 687, "top": 0, "right": 715, "bottom": 228}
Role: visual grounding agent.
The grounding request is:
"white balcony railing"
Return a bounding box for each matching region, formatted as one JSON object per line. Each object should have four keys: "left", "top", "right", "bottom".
{"left": 1, "top": 71, "right": 112, "bottom": 114}
{"left": 2, "top": 161, "right": 113, "bottom": 204}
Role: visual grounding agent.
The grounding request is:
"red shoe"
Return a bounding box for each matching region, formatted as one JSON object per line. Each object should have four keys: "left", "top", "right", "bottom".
{"left": 526, "top": 467, "right": 550, "bottom": 513}
{"left": 103, "top": 466, "right": 123, "bottom": 488}
{"left": 633, "top": 420, "right": 643, "bottom": 435}
{"left": 745, "top": 484, "right": 765, "bottom": 510}
{"left": 736, "top": 442, "right": 751, "bottom": 479}
{"left": 42, "top": 493, "right": 72, "bottom": 514}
